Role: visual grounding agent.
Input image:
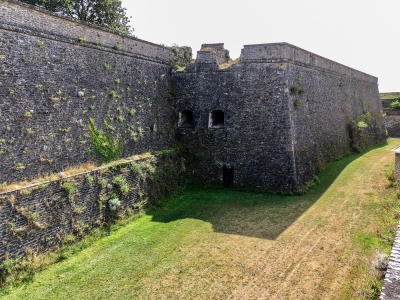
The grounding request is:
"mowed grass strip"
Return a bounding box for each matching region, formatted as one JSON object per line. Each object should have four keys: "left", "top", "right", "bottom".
{"left": 1, "top": 140, "right": 399, "bottom": 300}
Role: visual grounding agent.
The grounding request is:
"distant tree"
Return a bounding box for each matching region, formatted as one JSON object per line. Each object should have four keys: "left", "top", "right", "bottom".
{"left": 20, "top": 0, "right": 133, "bottom": 35}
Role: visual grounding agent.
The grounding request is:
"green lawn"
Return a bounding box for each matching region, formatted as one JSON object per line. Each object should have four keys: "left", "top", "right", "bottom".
{"left": 1, "top": 140, "right": 399, "bottom": 300}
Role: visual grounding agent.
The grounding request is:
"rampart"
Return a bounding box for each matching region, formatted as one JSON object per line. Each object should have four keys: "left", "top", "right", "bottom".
{"left": 173, "top": 43, "right": 386, "bottom": 190}
{"left": 0, "top": 0, "right": 172, "bottom": 63}
{"left": 241, "top": 43, "right": 377, "bottom": 84}
{"left": 0, "top": 0, "right": 176, "bottom": 184}
{"left": 0, "top": 0, "right": 388, "bottom": 261}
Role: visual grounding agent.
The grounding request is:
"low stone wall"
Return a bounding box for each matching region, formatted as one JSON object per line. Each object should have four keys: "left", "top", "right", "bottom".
{"left": 384, "top": 110, "right": 400, "bottom": 137}
{"left": 0, "top": 150, "right": 184, "bottom": 260}
{"left": 380, "top": 222, "right": 400, "bottom": 299}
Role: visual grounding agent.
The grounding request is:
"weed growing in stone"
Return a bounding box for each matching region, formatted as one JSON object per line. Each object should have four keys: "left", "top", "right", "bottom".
{"left": 112, "top": 175, "right": 129, "bottom": 195}
{"left": 108, "top": 194, "right": 121, "bottom": 211}
{"left": 98, "top": 178, "right": 108, "bottom": 189}
{"left": 109, "top": 90, "right": 116, "bottom": 98}
{"left": 290, "top": 84, "right": 305, "bottom": 95}
{"left": 113, "top": 45, "right": 121, "bottom": 51}
{"left": 13, "top": 163, "right": 25, "bottom": 171}
{"left": 86, "top": 175, "right": 94, "bottom": 185}
{"left": 87, "top": 118, "right": 124, "bottom": 163}
{"left": 62, "top": 181, "right": 75, "bottom": 199}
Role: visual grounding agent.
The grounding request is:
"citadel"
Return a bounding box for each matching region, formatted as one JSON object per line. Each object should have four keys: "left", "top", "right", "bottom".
{"left": 0, "top": 0, "right": 387, "bottom": 259}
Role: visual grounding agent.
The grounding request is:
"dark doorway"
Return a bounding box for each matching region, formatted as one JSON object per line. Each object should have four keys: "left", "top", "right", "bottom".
{"left": 223, "top": 166, "right": 234, "bottom": 187}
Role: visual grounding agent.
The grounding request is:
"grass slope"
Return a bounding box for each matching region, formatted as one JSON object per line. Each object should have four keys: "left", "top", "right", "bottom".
{"left": 380, "top": 92, "right": 400, "bottom": 100}
{"left": 1, "top": 140, "right": 400, "bottom": 300}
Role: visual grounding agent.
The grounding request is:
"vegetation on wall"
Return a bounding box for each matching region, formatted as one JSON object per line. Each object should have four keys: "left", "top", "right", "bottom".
{"left": 170, "top": 45, "right": 192, "bottom": 70}
{"left": 87, "top": 118, "right": 124, "bottom": 163}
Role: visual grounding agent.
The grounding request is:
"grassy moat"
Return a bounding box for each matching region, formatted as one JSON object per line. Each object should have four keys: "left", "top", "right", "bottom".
{"left": 1, "top": 140, "right": 400, "bottom": 300}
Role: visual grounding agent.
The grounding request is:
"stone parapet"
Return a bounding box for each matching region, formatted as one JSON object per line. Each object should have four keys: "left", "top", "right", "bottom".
{"left": 0, "top": 0, "right": 173, "bottom": 63}
{"left": 241, "top": 43, "right": 377, "bottom": 84}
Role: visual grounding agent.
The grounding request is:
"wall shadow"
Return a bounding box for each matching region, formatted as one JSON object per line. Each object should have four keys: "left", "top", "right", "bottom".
{"left": 148, "top": 145, "right": 385, "bottom": 240}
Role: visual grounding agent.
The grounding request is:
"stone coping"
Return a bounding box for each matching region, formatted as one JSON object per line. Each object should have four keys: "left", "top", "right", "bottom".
{"left": 0, "top": 151, "right": 169, "bottom": 196}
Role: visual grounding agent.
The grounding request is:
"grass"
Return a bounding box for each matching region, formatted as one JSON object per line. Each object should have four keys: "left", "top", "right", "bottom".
{"left": 219, "top": 57, "right": 240, "bottom": 69}
{"left": 1, "top": 140, "right": 400, "bottom": 299}
{"left": 380, "top": 92, "right": 400, "bottom": 100}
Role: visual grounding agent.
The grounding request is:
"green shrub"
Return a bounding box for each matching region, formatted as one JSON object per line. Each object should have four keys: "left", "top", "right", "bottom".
{"left": 391, "top": 100, "right": 400, "bottom": 110}
{"left": 87, "top": 118, "right": 124, "bottom": 163}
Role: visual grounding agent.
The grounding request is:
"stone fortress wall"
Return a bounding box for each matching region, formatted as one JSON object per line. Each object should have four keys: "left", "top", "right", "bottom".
{"left": 0, "top": 0, "right": 387, "bottom": 259}
{"left": 0, "top": 0, "right": 177, "bottom": 184}
{"left": 0, "top": 0, "right": 172, "bottom": 63}
{"left": 173, "top": 43, "right": 386, "bottom": 190}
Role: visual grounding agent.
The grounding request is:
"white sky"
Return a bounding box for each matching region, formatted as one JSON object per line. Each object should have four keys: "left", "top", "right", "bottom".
{"left": 121, "top": 0, "right": 399, "bottom": 92}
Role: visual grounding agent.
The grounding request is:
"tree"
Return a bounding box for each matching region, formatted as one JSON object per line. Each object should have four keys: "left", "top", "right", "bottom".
{"left": 20, "top": 0, "right": 133, "bottom": 35}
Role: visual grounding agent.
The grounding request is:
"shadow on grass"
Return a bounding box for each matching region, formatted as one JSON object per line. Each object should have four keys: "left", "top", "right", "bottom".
{"left": 148, "top": 144, "right": 385, "bottom": 240}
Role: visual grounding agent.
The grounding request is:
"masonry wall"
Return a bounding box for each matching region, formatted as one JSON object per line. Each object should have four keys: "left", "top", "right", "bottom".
{"left": 0, "top": 1, "right": 176, "bottom": 184}
{"left": 384, "top": 109, "right": 400, "bottom": 137}
{"left": 287, "top": 61, "right": 386, "bottom": 185}
{"left": 0, "top": 0, "right": 172, "bottom": 63}
{"left": 173, "top": 57, "right": 297, "bottom": 190}
{"left": 0, "top": 151, "right": 185, "bottom": 259}
{"left": 173, "top": 43, "right": 386, "bottom": 190}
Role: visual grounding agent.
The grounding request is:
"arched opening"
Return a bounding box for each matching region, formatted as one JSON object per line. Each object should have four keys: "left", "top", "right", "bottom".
{"left": 179, "top": 110, "right": 195, "bottom": 128}
{"left": 209, "top": 110, "right": 224, "bottom": 128}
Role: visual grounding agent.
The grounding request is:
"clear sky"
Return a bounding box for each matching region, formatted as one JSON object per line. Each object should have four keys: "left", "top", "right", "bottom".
{"left": 121, "top": 0, "right": 399, "bottom": 92}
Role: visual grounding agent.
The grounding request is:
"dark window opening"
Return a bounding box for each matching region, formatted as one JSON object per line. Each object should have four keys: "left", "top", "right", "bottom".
{"left": 223, "top": 166, "right": 234, "bottom": 187}
{"left": 179, "top": 110, "right": 194, "bottom": 128}
{"left": 210, "top": 110, "right": 224, "bottom": 128}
